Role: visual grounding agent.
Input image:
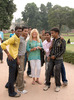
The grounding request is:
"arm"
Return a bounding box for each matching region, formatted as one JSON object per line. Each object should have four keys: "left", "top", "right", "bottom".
{"left": 1, "top": 37, "right": 15, "bottom": 60}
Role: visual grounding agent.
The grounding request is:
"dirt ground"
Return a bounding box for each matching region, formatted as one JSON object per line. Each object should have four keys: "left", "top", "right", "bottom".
{"left": 0, "top": 52, "right": 74, "bottom": 100}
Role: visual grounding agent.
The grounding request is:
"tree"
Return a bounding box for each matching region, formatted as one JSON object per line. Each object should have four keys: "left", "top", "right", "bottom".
{"left": 0, "top": 0, "right": 16, "bottom": 30}
{"left": 39, "top": 2, "right": 52, "bottom": 30}
{"left": 48, "top": 5, "right": 74, "bottom": 31}
{"left": 22, "top": 3, "right": 41, "bottom": 30}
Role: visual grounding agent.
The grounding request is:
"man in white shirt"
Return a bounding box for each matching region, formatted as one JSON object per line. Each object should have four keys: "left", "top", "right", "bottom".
{"left": 42, "top": 32, "right": 52, "bottom": 82}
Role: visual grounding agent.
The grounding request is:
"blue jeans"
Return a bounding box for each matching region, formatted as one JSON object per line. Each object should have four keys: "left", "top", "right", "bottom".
{"left": 61, "top": 62, "right": 68, "bottom": 82}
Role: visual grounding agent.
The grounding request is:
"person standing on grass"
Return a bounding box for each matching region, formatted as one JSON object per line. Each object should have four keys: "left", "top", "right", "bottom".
{"left": 1, "top": 26, "right": 22, "bottom": 97}
{"left": 43, "top": 28, "right": 66, "bottom": 92}
{"left": 26, "top": 29, "right": 43, "bottom": 85}
{"left": 16, "top": 26, "right": 28, "bottom": 94}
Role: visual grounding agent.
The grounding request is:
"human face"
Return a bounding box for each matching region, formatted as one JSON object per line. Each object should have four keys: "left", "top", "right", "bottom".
{"left": 12, "top": 30, "right": 15, "bottom": 34}
{"left": 15, "top": 29, "right": 22, "bottom": 37}
{"left": 32, "top": 31, "right": 37, "bottom": 38}
{"left": 23, "top": 29, "right": 28, "bottom": 38}
{"left": 45, "top": 33, "right": 51, "bottom": 41}
{"left": 51, "top": 31, "right": 58, "bottom": 38}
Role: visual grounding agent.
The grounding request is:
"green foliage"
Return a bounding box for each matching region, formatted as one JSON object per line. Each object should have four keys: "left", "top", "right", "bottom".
{"left": 48, "top": 5, "right": 73, "bottom": 31}
{"left": 63, "top": 51, "right": 74, "bottom": 64}
{"left": 0, "top": 0, "right": 16, "bottom": 30}
{"left": 22, "top": 2, "right": 52, "bottom": 31}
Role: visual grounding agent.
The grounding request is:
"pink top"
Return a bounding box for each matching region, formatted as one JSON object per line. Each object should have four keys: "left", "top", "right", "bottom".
{"left": 42, "top": 40, "right": 52, "bottom": 57}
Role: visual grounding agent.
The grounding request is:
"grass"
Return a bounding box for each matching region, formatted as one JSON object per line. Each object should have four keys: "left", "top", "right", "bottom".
{"left": 63, "top": 36, "right": 74, "bottom": 52}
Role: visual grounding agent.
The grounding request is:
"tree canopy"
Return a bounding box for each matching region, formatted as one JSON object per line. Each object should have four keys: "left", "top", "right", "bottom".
{"left": 0, "top": 0, "right": 16, "bottom": 30}
{"left": 22, "top": 2, "right": 74, "bottom": 32}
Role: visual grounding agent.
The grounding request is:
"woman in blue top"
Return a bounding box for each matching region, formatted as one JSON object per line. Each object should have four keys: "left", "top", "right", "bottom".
{"left": 26, "top": 29, "right": 43, "bottom": 85}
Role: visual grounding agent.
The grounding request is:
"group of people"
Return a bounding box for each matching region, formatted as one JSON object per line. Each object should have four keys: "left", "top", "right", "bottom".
{"left": 1, "top": 26, "right": 68, "bottom": 97}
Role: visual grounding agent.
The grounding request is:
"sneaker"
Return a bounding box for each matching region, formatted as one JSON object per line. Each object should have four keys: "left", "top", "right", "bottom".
{"left": 9, "top": 92, "right": 21, "bottom": 97}
{"left": 63, "top": 81, "right": 68, "bottom": 86}
{"left": 28, "top": 74, "right": 32, "bottom": 78}
{"left": 17, "top": 89, "right": 28, "bottom": 94}
{"left": 43, "top": 85, "right": 50, "bottom": 91}
{"left": 1, "top": 60, "right": 3, "bottom": 63}
{"left": 55, "top": 86, "right": 60, "bottom": 92}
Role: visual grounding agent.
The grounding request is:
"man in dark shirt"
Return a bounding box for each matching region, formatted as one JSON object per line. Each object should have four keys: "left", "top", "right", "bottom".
{"left": 43, "top": 28, "right": 66, "bottom": 92}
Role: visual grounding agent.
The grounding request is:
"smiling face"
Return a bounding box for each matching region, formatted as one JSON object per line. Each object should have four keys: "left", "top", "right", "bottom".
{"left": 15, "top": 29, "right": 22, "bottom": 38}
{"left": 22, "top": 28, "right": 28, "bottom": 38}
{"left": 51, "top": 31, "right": 58, "bottom": 38}
{"left": 32, "top": 31, "right": 37, "bottom": 38}
{"left": 45, "top": 33, "right": 51, "bottom": 41}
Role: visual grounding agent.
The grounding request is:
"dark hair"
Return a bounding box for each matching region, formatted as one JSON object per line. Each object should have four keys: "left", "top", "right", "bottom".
{"left": 11, "top": 29, "right": 14, "bottom": 31}
{"left": 15, "top": 26, "right": 22, "bottom": 31}
{"left": 45, "top": 32, "right": 51, "bottom": 36}
{"left": 51, "top": 28, "right": 60, "bottom": 34}
{"left": 22, "top": 26, "right": 28, "bottom": 31}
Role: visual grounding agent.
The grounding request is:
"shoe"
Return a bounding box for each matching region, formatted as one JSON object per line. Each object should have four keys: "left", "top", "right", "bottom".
{"left": 17, "top": 89, "right": 28, "bottom": 94}
{"left": 1, "top": 60, "right": 3, "bottom": 63}
{"left": 55, "top": 86, "right": 60, "bottom": 92}
{"left": 35, "top": 81, "right": 42, "bottom": 85}
{"left": 63, "top": 81, "right": 68, "bottom": 86}
{"left": 9, "top": 92, "right": 21, "bottom": 97}
{"left": 28, "top": 74, "right": 32, "bottom": 78}
{"left": 43, "top": 85, "right": 50, "bottom": 91}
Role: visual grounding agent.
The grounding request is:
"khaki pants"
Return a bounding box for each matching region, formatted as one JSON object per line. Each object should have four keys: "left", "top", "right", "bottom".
{"left": 17, "top": 55, "right": 25, "bottom": 91}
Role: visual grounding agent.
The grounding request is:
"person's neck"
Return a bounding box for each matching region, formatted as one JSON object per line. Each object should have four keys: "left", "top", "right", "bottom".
{"left": 32, "top": 37, "right": 37, "bottom": 41}
{"left": 55, "top": 35, "right": 60, "bottom": 39}
{"left": 22, "top": 34, "right": 26, "bottom": 39}
{"left": 47, "top": 39, "right": 51, "bottom": 42}
{"left": 15, "top": 34, "right": 19, "bottom": 38}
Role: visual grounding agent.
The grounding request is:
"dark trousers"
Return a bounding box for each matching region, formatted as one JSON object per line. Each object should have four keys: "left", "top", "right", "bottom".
{"left": 61, "top": 63, "right": 68, "bottom": 82}
{"left": 7, "top": 58, "right": 18, "bottom": 96}
{"left": 46, "top": 59, "right": 62, "bottom": 86}
{"left": 24, "top": 53, "right": 31, "bottom": 75}
{"left": 0, "top": 46, "right": 3, "bottom": 61}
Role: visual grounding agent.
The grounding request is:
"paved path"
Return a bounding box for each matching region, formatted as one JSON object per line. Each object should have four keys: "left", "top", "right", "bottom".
{"left": 0, "top": 52, "right": 74, "bottom": 100}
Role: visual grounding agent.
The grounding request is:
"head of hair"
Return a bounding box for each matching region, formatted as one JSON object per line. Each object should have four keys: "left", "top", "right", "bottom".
{"left": 30, "top": 29, "right": 40, "bottom": 42}
{"left": 15, "top": 26, "right": 22, "bottom": 31}
{"left": 45, "top": 32, "right": 51, "bottom": 36}
{"left": 22, "top": 26, "right": 28, "bottom": 31}
{"left": 51, "top": 28, "right": 60, "bottom": 34}
{"left": 11, "top": 29, "right": 14, "bottom": 31}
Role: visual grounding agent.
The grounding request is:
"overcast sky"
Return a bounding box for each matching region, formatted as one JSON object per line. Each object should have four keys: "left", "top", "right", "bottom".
{"left": 13, "top": 0, "right": 74, "bottom": 22}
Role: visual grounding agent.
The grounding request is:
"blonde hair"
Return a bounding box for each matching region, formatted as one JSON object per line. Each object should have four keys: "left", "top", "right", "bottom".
{"left": 29, "top": 29, "right": 40, "bottom": 42}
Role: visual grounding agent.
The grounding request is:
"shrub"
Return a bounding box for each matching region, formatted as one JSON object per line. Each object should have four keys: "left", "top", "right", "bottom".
{"left": 63, "top": 51, "right": 74, "bottom": 64}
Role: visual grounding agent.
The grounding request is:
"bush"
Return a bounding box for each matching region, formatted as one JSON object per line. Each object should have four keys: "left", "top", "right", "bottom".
{"left": 63, "top": 51, "right": 74, "bottom": 64}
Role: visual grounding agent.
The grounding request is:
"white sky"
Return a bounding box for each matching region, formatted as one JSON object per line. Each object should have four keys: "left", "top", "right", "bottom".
{"left": 13, "top": 0, "right": 74, "bottom": 22}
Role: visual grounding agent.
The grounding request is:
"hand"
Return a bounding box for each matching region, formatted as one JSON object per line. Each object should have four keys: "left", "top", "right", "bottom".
{"left": 47, "top": 57, "right": 50, "bottom": 61}
{"left": 33, "top": 47, "right": 37, "bottom": 51}
{"left": 17, "top": 58, "right": 20, "bottom": 65}
{"left": 49, "top": 46, "right": 52, "bottom": 50}
{"left": 51, "top": 56, "right": 55, "bottom": 59}
{"left": 60, "top": 36, "right": 64, "bottom": 40}
{"left": 8, "top": 54, "right": 13, "bottom": 61}
{"left": 37, "top": 46, "right": 42, "bottom": 50}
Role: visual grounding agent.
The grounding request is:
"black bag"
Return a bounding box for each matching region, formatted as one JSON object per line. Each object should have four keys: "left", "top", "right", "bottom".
{"left": 40, "top": 48, "right": 45, "bottom": 67}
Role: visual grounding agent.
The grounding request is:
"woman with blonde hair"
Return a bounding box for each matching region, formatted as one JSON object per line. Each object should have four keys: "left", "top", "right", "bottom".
{"left": 26, "top": 29, "right": 43, "bottom": 85}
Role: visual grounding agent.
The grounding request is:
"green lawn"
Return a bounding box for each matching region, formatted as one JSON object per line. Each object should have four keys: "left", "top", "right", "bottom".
{"left": 63, "top": 36, "right": 74, "bottom": 52}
